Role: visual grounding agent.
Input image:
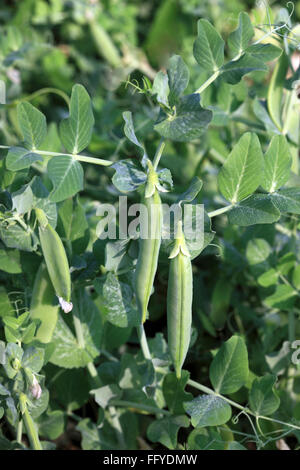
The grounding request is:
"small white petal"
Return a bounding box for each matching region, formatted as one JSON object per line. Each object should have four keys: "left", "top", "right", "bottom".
{"left": 58, "top": 297, "right": 73, "bottom": 313}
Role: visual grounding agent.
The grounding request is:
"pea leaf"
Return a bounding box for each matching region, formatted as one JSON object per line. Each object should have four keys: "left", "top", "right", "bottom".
{"left": 270, "top": 187, "right": 300, "bottom": 214}
{"left": 0, "top": 247, "right": 22, "bottom": 274}
{"left": 221, "top": 54, "right": 267, "bottom": 85}
{"left": 218, "top": 132, "right": 263, "bottom": 203}
{"left": 122, "top": 112, "right": 147, "bottom": 166}
{"left": 60, "top": 84, "right": 94, "bottom": 154}
{"left": 228, "top": 194, "right": 281, "bottom": 226}
{"left": 17, "top": 102, "right": 47, "bottom": 150}
{"left": 112, "top": 160, "right": 146, "bottom": 193}
{"left": 48, "top": 155, "right": 83, "bottom": 202}
{"left": 147, "top": 415, "right": 189, "bottom": 449}
{"left": 193, "top": 19, "right": 225, "bottom": 72}
{"left": 37, "top": 410, "right": 66, "bottom": 440}
{"left": 249, "top": 374, "right": 280, "bottom": 416}
{"left": 94, "top": 272, "right": 139, "bottom": 328}
{"left": 155, "top": 93, "right": 213, "bottom": 142}
{"left": 245, "top": 43, "right": 282, "bottom": 62}
{"left": 162, "top": 371, "right": 193, "bottom": 415}
{"left": 167, "top": 55, "right": 189, "bottom": 106}
{"left": 261, "top": 135, "right": 292, "bottom": 192}
{"left": 50, "top": 368, "right": 90, "bottom": 411}
{"left": 91, "top": 385, "right": 122, "bottom": 409}
{"left": 258, "top": 268, "right": 279, "bottom": 287}
{"left": 118, "top": 353, "right": 155, "bottom": 390}
{"left": 264, "top": 284, "right": 296, "bottom": 310}
{"left": 184, "top": 395, "right": 232, "bottom": 428}
{"left": 0, "top": 222, "right": 37, "bottom": 252}
{"left": 49, "top": 289, "right": 102, "bottom": 368}
{"left": 228, "top": 12, "right": 254, "bottom": 55}
{"left": 152, "top": 71, "right": 169, "bottom": 107}
{"left": 176, "top": 176, "right": 203, "bottom": 204}
{"left": 209, "top": 335, "right": 249, "bottom": 394}
{"left": 6, "top": 147, "right": 42, "bottom": 171}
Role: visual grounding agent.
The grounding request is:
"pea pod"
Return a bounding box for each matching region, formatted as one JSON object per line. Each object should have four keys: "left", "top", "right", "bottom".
{"left": 30, "top": 262, "right": 59, "bottom": 343}
{"left": 134, "top": 161, "right": 163, "bottom": 323}
{"left": 35, "top": 208, "right": 72, "bottom": 313}
{"left": 167, "top": 221, "right": 192, "bottom": 378}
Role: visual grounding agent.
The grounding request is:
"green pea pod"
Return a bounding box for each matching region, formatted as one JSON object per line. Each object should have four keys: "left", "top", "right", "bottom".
{"left": 30, "top": 263, "right": 59, "bottom": 343}
{"left": 134, "top": 162, "right": 163, "bottom": 323}
{"left": 35, "top": 208, "right": 72, "bottom": 313}
{"left": 167, "top": 221, "right": 193, "bottom": 378}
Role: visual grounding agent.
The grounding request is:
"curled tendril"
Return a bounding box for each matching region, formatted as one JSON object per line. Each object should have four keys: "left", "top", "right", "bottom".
{"left": 208, "top": 243, "right": 223, "bottom": 257}
{"left": 254, "top": 0, "right": 300, "bottom": 49}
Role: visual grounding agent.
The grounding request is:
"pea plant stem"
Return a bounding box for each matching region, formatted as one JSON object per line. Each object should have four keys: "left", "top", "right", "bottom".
{"left": 153, "top": 138, "right": 165, "bottom": 170}
{"left": 19, "top": 394, "right": 42, "bottom": 450}
{"left": 187, "top": 379, "right": 300, "bottom": 432}
{"left": 137, "top": 324, "right": 152, "bottom": 360}
{"left": 195, "top": 70, "right": 220, "bottom": 94}
{"left": 0, "top": 145, "right": 113, "bottom": 167}
{"left": 16, "top": 419, "right": 23, "bottom": 444}
{"left": 9, "top": 87, "right": 70, "bottom": 107}
{"left": 208, "top": 204, "right": 234, "bottom": 218}
{"left": 110, "top": 400, "right": 171, "bottom": 416}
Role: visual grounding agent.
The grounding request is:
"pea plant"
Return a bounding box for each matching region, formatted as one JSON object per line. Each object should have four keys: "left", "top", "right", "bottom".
{"left": 0, "top": 4, "right": 300, "bottom": 451}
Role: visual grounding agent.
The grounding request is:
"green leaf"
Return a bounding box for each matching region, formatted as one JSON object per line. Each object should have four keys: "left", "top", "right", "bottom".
{"left": 152, "top": 71, "right": 169, "bottom": 107}
{"left": 162, "top": 371, "right": 193, "bottom": 415}
{"left": 147, "top": 415, "right": 189, "bottom": 449}
{"left": 60, "top": 84, "right": 94, "bottom": 154}
{"left": 245, "top": 43, "right": 282, "bottom": 62}
{"left": 176, "top": 176, "right": 203, "bottom": 204}
{"left": 3, "top": 343, "right": 23, "bottom": 379}
{"left": 112, "top": 160, "right": 146, "bottom": 193}
{"left": 261, "top": 135, "right": 292, "bottom": 192}
{"left": 228, "top": 12, "right": 254, "bottom": 55}
{"left": 258, "top": 268, "right": 279, "bottom": 287}
{"left": 91, "top": 385, "right": 121, "bottom": 409}
{"left": 249, "top": 374, "right": 280, "bottom": 416}
{"left": 50, "top": 289, "right": 102, "bottom": 368}
{"left": 268, "top": 53, "right": 289, "bottom": 132}
{"left": 94, "top": 272, "right": 139, "bottom": 328}
{"left": 22, "top": 346, "right": 44, "bottom": 373}
{"left": 118, "top": 353, "right": 155, "bottom": 390}
{"left": 38, "top": 410, "right": 65, "bottom": 440}
{"left": 50, "top": 368, "right": 90, "bottom": 411}
{"left": 270, "top": 187, "right": 300, "bottom": 214}
{"left": 209, "top": 335, "right": 249, "bottom": 394}
{"left": 0, "top": 223, "right": 37, "bottom": 252}
{"left": 193, "top": 19, "right": 224, "bottom": 72}
{"left": 184, "top": 395, "right": 232, "bottom": 428}
{"left": 218, "top": 132, "right": 263, "bottom": 203}
{"left": 246, "top": 238, "right": 271, "bottom": 275}
{"left": 122, "top": 111, "right": 147, "bottom": 165}
{"left": 48, "top": 155, "right": 83, "bottom": 202}
{"left": 228, "top": 194, "right": 281, "bottom": 226}
{"left": 155, "top": 93, "right": 212, "bottom": 142}
{"left": 221, "top": 54, "right": 267, "bottom": 85}
{"left": 264, "top": 284, "right": 296, "bottom": 310}
{"left": 167, "top": 55, "right": 189, "bottom": 105}
{"left": 17, "top": 102, "right": 47, "bottom": 150}
{"left": 0, "top": 247, "right": 22, "bottom": 274}
{"left": 12, "top": 185, "right": 34, "bottom": 214}
{"left": 6, "top": 147, "right": 43, "bottom": 171}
